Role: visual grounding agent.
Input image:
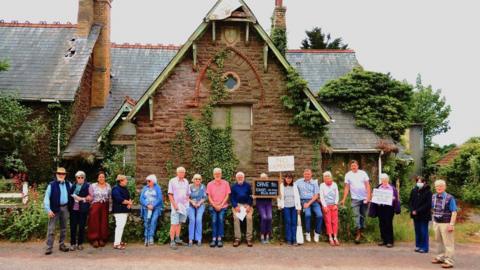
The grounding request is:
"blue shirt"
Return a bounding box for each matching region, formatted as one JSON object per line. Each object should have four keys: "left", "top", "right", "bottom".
{"left": 190, "top": 184, "right": 207, "bottom": 203}
{"left": 43, "top": 181, "right": 69, "bottom": 213}
{"left": 295, "top": 178, "right": 319, "bottom": 200}
{"left": 433, "top": 192, "right": 457, "bottom": 212}
{"left": 231, "top": 182, "right": 253, "bottom": 207}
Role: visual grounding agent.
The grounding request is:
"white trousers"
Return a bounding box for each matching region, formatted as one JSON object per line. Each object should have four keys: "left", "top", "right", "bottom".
{"left": 113, "top": 213, "right": 128, "bottom": 245}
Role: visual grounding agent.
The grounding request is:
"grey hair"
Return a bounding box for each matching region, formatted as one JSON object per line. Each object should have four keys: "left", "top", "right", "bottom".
{"left": 213, "top": 168, "right": 222, "bottom": 174}
{"left": 380, "top": 173, "right": 390, "bottom": 181}
{"left": 323, "top": 171, "right": 332, "bottom": 178}
{"left": 75, "top": 171, "right": 86, "bottom": 178}
{"left": 176, "top": 167, "right": 186, "bottom": 173}
{"left": 434, "top": 179, "right": 446, "bottom": 187}
{"left": 260, "top": 173, "right": 268, "bottom": 178}
{"left": 236, "top": 171, "right": 245, "bottom": 178}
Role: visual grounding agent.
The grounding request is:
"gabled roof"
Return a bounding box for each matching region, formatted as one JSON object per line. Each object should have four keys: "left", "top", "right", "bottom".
{"left": 0, "top": 22, "right": 100, "bottom": 101}
{"left": 286, "top": 50, "right": 360, "bottom": 95}
{"left": 437, "top": 147, "right": 460, "bottom": 167}
{"left": 63, "top": 46, "right": 178, "bottom": 158}
{"left": 127, "top": 0, "right": 331, "bottom": 123}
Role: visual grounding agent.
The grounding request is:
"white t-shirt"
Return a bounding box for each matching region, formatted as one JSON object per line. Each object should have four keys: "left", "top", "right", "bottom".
{"left": 345, "top": 170, "right": 370, "bottom": 200}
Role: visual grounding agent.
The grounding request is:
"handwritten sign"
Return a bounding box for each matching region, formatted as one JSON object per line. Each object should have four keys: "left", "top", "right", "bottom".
{"left": 252, "top": 179, "right": 279, "bottom": 198}
{"left": 371, "top": 188, "right": 393, "bottom": 206}
{"left": 268, "top": 156, "right": 295, "bottom": 172}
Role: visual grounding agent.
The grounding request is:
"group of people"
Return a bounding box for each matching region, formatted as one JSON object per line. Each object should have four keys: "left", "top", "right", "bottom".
{"left": 43, "top": 160, "right": 458, "bottom": 268}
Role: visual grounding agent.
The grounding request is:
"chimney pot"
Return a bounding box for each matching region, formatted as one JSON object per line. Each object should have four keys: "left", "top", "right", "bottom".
{"left": 275, "top": 0, "right": 283, "bottom": 7}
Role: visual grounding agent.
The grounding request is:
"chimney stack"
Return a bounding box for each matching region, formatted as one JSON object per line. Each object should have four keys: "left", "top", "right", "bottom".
{"left": 273, "top": 0, "right": 286, "bottom": 30}
{"left": 77, "top": 0, "right": 112, "bottom": 108}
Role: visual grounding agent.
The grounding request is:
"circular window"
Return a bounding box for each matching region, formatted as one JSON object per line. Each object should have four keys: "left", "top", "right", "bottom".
{"left": 223, "top": 72, "right": 240, "bottom": 91}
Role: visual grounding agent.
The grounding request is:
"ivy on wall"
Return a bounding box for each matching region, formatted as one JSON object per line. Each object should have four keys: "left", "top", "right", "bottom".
{"left": 168, "top": 50, "right": 238, "bottom": 181}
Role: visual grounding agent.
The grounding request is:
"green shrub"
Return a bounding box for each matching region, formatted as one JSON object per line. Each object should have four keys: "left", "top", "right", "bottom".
{"left": 0, "top": 200, "right": 48, "bottom": 241}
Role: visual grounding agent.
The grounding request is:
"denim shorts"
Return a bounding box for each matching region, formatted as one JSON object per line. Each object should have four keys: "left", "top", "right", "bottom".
{"left": 170, "top": 211, "right": 187, "bottom": 225}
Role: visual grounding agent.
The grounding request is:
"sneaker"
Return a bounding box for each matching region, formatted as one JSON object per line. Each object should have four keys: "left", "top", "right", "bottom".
{"left": 69, "top": 245, "right": 77, "bottom": 251}
{"left": 378, "top": 242, "right": 386, "bottom": 246}
{"left": 197, "top": 241, "right": 202, "bottom": 247}
{"left": 265, "top": 235, "right": 270, "bottom": 244}
{"left": 45, "top": 248, "right": 52, "bottom": 255}
{"left": 175, "top": 237, "right": 186, "bottom": 246}
{"left": 77, "top": 245, "right": 84, "bottom": 251}
{"left": 386, "top": 243, "right": 394, "bottom": 248}
{"left": 418, "top": 249, "right": 427, "bottom": 253}
{"left": 305, "top": 233, "right": 311, "bottom": 242}
{"left": 59, "top": 244, "right": 69, "bottom": 252}
{"left": 170, "top": 241, "right": 178, "bottom": 250}
{"left": 209, "top": 240, "right": 217, "bottom": 248}
{"left": 414, "top": 247, "right": 420, "bottom": 252}
{"left": 314, "top": 233, "right": 320, "bottom": 243}
{"left": 188, "top": 241, "right": 193, "bottom": 247}
{"left": 217, "top": 240, "right": 224, "bottom": 248}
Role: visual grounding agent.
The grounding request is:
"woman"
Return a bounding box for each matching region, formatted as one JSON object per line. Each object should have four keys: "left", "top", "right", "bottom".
{"left": 256, "top": 173, "right": 274, "bottom": 244}
{"left": 68, "top": 171, "right": 90, "bottom": 251}
{"left": 140, "top": 174, "right": 163, "bottom": 246}
{"left": 87, "top": 171, "right": 111, "bottom": 248}
{"left": 319, "top": 171, "right": 340, "bottom": 246}
{"left": 188, "top": 174, "right": 207, "bottom": 247}
{"left": 408, "top": 176, "right": 432, "bottom": 253}
{"left": 111, "top": 174, "right": 133, "bottom": 250}
{"left": 369, "top": 173, "right": 401, "bottom": 248}
{"left": 277, "top": 173, "right": 301, "bottom": 246}
{"left": 206, "top": 168, "right": 231, "bottom": 248}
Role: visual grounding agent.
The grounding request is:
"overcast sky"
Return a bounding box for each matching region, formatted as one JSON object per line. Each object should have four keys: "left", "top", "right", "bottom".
{"left": 1, "top": 0, "right": 479, "bottom": 146}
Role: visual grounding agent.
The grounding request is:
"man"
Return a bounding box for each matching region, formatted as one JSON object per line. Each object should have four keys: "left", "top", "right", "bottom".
{"left": 206, "top": 168, "right": 231, "bottom": 248}
{"left": 341, "top": 160, "right": 371, "bottom": 244}
{"left": 295, "top": 169, "right": 323, "bottom": 243}
{"left": 431, "top": 180, "right": 457, "bottom": 269}
{"left": 168, "top": 167, "right": 190, "bottom": 250}
{"left": 44, "top": 167, "right": 71, "bottom": 255}
{"left": 231, "top": 172, "right": 254, "bottom": 247}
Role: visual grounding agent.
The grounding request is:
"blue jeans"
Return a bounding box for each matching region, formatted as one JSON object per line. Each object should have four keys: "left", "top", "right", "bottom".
{"left": 144, "top": 208, "right": 161, "bottom": 242}
{"left": 301, "top": 200, "right": 323, "bottom": 234}
{"left": 209, "top": 207, "right": 226, "bottom": 239}
{"left": 414, "top": 219, "right": 429, "bottom": 252}
{"left": 283, "top": 207, "right": 297, "bottom": 243}
{"left": 188, "top": 204, "right": 205, "bottom": 242}
{"left": 351, "top": 199, "right": 368, "bottom": 230}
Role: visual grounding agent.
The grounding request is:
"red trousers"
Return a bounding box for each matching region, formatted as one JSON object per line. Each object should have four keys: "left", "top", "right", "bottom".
{"left": 323, "top": 205, "right": 339, "bottom": 235}
{"left": 87, "top": 202, "right": 109, "bottom": 242}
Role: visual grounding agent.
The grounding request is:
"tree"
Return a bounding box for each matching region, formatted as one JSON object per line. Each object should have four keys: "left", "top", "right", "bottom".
{"left": 301, "top": 27, "right": 348, "bottom": 50}
{"left": 318, "top": 67, "right": 413, "bottom": 141}
{"left": 409, "top": 74, "right": 451, "bottom": 146}
{"left": 0, "top": 95, "right": 46, "bottom": 175}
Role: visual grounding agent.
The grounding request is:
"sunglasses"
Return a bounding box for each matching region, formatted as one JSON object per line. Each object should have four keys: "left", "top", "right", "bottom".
{"left": 76, "top": 176, "right": 84, "bottom": 179}
{"left": 57, "top": 173, "right": 66, "bottom": 175}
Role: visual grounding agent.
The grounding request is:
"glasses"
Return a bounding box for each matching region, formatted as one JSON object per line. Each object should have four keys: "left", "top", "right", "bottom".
{"left": 194, "top": 178, "right": 201, "bottom": 180}
{"left": 76, "top": 176, "right": 84, "bottom": 179}
{"left": 57, "top": 173, "right": 66, "bottom": 175}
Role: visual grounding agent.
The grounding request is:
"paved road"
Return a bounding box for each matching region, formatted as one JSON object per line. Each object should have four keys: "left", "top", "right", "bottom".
{"left": 0, "top": 241, "right": 478, "bottom": 270}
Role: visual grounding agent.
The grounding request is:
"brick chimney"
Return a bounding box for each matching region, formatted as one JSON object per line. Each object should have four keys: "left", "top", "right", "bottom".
{"left": 77, "top": 0, "right": 112, "bottom": 108}
{"left": 273, "top": 0, "right": 286, "bottom": 30}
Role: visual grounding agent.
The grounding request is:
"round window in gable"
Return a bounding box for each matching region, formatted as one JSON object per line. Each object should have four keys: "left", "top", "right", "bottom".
{"left": 223, "top": 72, "right": 240, "bottom": 91}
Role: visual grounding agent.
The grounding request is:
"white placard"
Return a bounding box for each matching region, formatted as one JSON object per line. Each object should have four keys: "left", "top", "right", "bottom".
{"left": 268, "top": 156, "right": 295, "bottom": 172}
{"left": 371, "top": 188, "right": 393, "bottom": 206}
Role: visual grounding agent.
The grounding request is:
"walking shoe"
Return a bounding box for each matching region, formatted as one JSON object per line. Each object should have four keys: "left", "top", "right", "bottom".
{"left": 354, "top": 229, "right": 361, "bottom": 244}
{"left": 265, "top": 235, "right": 270, "bottom": 244}
{"left": 414, "top": 247, "right": 420, "bottom": 252}
{"left": 98, "top": 240, "right": 106, "bottom": 247}
{"left": 69, "top": 245, "right": 77, "bottom": 251}
{"left": 188, "top": 241, "right": 193, "bottom": 247}
{"left": 209, "top": 240, "right": 217, "bottom": 248}
{"left": 432, "top": 258, "right": 444, "bottom": 264}
{"left": 313, "top": 232, "right": 320, "bottom": 243}
{"left": 233, "top": 239, "right": 241, "bottom": 247}
{"left": 305, "top": 233, "right": 311, "bottom": 242}
{"left": 44, "top": 248, "right": 52, "bottom": 255}
{"left": 247, "top": 240, "right": 253, "bottom": 247}
{"left": 329, "top": 238, "right": 335, "bottom": 246}
{"left": 170, "top": 241, "right": 178, "bottom": 250}
{"left": 441, "top": 263, "right": 453, "bottom": 269}
{"left": 197, "top": 241, "right": 202, "bottom": 247}
{"left": 175, "top": 237, "right": 186, "bottom": 246}
{"left": 59, "top": 244, "right": 69, "bottom": 252}
{"left": 386, "top": 243, "right": 394, "bottom": 248}
{"left": 418, "top": 249, "right": 427, "bottom": 253}
{"left": 217, "top": 240, "right": 224, "bottom": 248}
{"left": 77, "top": 245, "right": 84, "bottom": 251}
{"left": 378, "top": 242, "right": 386, "bottom": 246}
{"left": 92, "top": 241, "right": 99, "bottom": 248}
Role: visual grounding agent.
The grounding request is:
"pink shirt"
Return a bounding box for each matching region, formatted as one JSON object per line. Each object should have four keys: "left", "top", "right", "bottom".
{"left": 206, "top": 179, "right": 231, "bottom": 209}
{"left": 168, "top": 177, "right": 190, "bottom": 208}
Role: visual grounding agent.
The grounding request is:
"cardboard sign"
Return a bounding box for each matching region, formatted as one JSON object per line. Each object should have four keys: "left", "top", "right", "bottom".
{"left": 252, "top": 179, "right": 279, "bottom": 198}
{"left": 268, "top": 156, "right": 295, "bottom": 172}
{"left": 371, "top": 188, "right": 393, "bottom": 206}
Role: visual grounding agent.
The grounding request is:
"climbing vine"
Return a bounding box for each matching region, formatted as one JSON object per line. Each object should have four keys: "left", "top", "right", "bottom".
{"left": 168, "top": 50, "right": 238, "bottom": 181}
{"left": 47, "top": 103, "right": 73, "bottom": 165}
{"left": 271, "top": 28, "right": 287, "bottom": 56}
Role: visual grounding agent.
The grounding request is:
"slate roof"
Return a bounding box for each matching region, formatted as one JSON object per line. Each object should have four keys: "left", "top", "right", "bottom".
{"left": 0, "top": 23, "right": 100, "bottom": 101}
{"left": 286, "top": 50, "right": 360, "bottom": 95}
{"left": 63, "top": 46, "right": 178, "bottom": 157}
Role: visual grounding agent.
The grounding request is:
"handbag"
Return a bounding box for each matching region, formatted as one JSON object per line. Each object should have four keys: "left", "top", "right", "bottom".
{"left": 296, "top": 214, "right": 304, "bottom": 244}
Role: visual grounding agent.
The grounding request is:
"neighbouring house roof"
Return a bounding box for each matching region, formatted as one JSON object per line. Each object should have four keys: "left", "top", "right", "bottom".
{"left": 0, "top": 22, "right": 100, "bottom": 101}
{"left": 437, "top": 147, "right": 461, "bottom": 167}
{"left": 286, "top": 50, "right": 360, "bottom": 95}
{"left": 63, "top": 45, "right": 178, "bottom": 158}
{"left": 126, "top": 0, "right": 331, "bottom": 124}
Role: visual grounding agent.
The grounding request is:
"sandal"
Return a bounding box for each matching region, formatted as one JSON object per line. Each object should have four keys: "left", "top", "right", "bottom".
{"left": 113, "top": 244, "right": 125, "bottom": 250}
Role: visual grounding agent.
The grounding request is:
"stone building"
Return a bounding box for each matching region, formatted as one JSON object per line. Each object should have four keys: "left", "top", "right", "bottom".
{"left": 0, "top": 0, "right": 422, "bottom": 183}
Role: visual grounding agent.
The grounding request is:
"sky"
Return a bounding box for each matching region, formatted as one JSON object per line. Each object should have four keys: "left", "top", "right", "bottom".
{"left": 1, "top": 0, "right": 479, "bottom": 146}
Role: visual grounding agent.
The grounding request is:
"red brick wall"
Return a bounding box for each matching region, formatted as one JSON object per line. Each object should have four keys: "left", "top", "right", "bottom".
{"left": 135, "top": 22, "right": 319, "bottom": 183}
{"left": 70, "top": 56, "right": 93, "bottom": 137}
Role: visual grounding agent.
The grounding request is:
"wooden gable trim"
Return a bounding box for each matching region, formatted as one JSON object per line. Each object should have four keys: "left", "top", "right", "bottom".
{"left": 97, "top": 102, "right": 133, "bottom": 143}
